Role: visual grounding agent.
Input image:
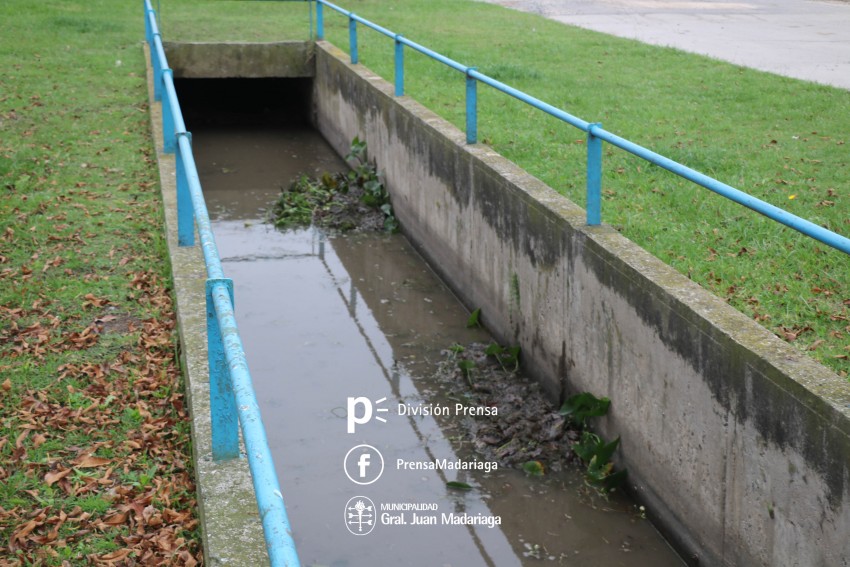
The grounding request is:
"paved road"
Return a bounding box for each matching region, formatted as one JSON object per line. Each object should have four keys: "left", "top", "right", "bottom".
{"left": 476, "top": 0, "right": 850, "bottom": 90}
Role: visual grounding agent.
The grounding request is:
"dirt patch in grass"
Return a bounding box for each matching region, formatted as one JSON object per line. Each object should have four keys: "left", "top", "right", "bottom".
{"left": 94, "top": 311, "right": 144, "bottom": 335}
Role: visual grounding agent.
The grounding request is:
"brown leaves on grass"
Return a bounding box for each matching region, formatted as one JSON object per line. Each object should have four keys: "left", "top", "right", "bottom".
{"left": 0, "top": 315, "right": 101, "bottom": 359}
{"left": 777, "top": 325, "right": 813, "bottom": 342}
{"left": 6, "top": 487, "right": 201, "bottom": 563}
{"left": 1, "top": 268, "right": 201, "bottom": 564}
{"left": 41, "top": 255, "right": 64, "bottom": 273}
{"left": 0, "top": 281, "right": 149, "bottom": 360}
{"left": 83, "top": 293, "right": 110, "bottom": 309}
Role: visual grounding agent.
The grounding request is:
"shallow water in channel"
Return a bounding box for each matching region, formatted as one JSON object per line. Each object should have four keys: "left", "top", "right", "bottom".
{"left": 192, "top": 123, "right": 684, "bottom": 567}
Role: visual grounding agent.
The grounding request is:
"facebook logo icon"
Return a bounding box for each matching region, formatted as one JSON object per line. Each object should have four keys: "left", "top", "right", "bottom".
{"left": 344, "top": 444, "right": 384, "bottom": 485}
{"left": 357, "top": 453, "right": 371, "bottom": 479}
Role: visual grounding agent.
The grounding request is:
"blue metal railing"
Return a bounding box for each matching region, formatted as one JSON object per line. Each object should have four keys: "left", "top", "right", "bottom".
{"left": 143, "top": 2, "right": 301, "bottom": 565}
{"left": 315, "top": 0, "right": 850, "bottom": 256}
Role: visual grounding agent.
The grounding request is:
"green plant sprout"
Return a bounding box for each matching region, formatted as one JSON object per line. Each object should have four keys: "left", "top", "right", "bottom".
{"left": 561, "top": 392, "right": 627, "bottom": 494}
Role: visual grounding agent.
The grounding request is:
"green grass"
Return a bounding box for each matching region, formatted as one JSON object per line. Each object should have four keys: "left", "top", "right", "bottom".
{"left": 166, "top": 0, "right": 850, "bottom": 375}
{"left": 161, "top": 0, "right": 314, "bottom": 41}
{"left": 0, "top": 0, "right": 201, "bottom": 563}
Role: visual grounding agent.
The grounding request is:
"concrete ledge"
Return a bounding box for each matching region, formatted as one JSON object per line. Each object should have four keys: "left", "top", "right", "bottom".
{"left": 164, "top": 41, "right": 314, "bottom": 79}
{"left": 145, "top": 45, "right": 269, "bottom": 565}
{"left": 312, "top": 41, "right": 850, "bottom": 567}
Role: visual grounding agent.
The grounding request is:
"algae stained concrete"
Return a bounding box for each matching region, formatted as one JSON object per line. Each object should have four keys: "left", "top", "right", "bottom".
{"left": 311, "top": 41, "right": 850, "bottom": 567}
{"left": 164, "top": 41, "right": 314, "bottom": 79}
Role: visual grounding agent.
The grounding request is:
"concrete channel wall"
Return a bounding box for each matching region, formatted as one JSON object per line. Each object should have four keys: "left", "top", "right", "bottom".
{"left": 310, "top": 41, "right": 850, "bottom": 566}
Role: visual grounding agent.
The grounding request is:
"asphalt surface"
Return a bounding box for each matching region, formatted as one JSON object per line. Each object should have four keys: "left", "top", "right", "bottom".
{"left": 476, "top": 0, "right": 850, "bottom": 90}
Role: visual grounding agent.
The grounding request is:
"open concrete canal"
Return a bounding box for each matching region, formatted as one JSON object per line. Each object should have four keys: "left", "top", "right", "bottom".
{"left": 179, "top": 78, "right": 684, "bottom": 567}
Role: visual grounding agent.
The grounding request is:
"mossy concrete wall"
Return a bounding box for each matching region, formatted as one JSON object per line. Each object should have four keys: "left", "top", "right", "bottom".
{"left": 312, "top": 41, "right": 850, "bottom": 567}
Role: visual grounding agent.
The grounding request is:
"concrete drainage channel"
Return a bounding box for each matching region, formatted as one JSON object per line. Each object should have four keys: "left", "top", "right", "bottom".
{"left": 171, "top": 73, "right": 684, "bottom": 566}
{"left": 153, "top": 41, "right": 850, "bottom": 566}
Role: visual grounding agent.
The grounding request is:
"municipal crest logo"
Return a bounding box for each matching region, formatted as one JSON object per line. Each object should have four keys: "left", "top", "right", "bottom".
{"left": 344, "top": 496, "right": 376, "bottom": 535}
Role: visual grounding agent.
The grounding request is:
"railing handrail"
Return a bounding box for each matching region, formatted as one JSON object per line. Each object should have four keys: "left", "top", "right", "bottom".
{"left": 142, "top": 2, "right": 301, "bottom": 566}
{"left": 315, "top": 0, "right": 850, "bottom": 257}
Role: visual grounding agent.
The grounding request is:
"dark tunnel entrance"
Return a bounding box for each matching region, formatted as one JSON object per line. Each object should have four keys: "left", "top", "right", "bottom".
{"left": 175, "top": 77, "right": 313, "bottom": 130}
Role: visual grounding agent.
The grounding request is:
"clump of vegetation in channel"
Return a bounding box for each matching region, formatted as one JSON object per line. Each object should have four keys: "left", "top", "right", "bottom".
{"left": 441, "top": 308, "right": 627, "bottom": 495}
{"left": 436, "top": 305, "right": 570, "bottom": 459}
{"left": 269, "top": 137, "right": 399, "bottom": 233}
{"left": 459, "top": 309, "right": 521, "bottom": 376}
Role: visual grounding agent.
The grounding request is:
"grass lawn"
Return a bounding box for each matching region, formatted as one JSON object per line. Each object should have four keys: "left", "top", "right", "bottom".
{"left": 0, "top": 0, "right": 200, "bottom": 564}
{"left": 166, "top": 0, "right": 850, "bottom": 376}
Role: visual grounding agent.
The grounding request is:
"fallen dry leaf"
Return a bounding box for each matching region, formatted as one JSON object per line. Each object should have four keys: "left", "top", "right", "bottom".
{"left": 44, "top": 468, "right": 73, "bottom": 487}
{"left": 75, "top": 454, "right": 111, "bottom": 468}
{"left": 15, "top": 429, "right": 30, "bottom": 448}
{"left": 98, "top": 548, "right": 132, "bottom": 561}
{"left": 82, "top": 293, "right": 110, "bottom": 309}
{"left": 100, "top": 511, "right": 129, "bottom": 527}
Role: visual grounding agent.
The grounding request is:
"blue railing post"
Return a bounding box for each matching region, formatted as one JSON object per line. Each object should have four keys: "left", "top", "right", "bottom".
{"left": 394, "top": 34, "right": 404, "bottom": 96}
{"left": 349, "top": 14, "right": 358, "bottom": 64}
{"left": 176, "top": 133, "right": 195, "bottom": 246}
{"left": 587, "top": 123, "right": 603, "bottom": 226}
{"left": 161, "top": 69, "right": 176, "bottom": 153}
{"left": 209, "top": 282, "right": 302, "bottom": 567}
{"left": 151, "top": 33, "right": 163, "bottom": 102}
{"left": 316, "top": 0, "right": 324, "bottom": 39}
{"left": 207, "top": 278, "right": 240, "bottom": 461}
{"left": 466, "top": 68, "right": 478, "bottom": 144}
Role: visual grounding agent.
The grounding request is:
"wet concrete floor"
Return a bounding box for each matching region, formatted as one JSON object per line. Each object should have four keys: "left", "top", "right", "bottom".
{"left": 191, "top": 120, "right": 684, "bottom": 566}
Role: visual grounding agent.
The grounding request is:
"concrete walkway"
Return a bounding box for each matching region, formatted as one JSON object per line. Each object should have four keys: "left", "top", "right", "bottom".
{"left": 476, "top": 0, "right": 850, "bottom": 90}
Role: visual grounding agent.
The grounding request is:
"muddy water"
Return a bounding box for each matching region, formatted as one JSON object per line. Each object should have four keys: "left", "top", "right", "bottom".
{"left": 192, "top": 125, "right": 683, "bottom": 567}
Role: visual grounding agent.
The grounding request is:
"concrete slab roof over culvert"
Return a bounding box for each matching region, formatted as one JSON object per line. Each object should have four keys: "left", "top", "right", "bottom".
{"left": 476, "top": 0, "right": 850, "bottom": 90}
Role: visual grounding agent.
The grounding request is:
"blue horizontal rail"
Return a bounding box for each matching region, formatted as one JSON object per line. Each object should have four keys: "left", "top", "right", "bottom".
{"left": 314, "top": 0, "right": 850, "bottom": 256}
{"left": 142, "top": 2, "right": 301, "bottom": 565}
